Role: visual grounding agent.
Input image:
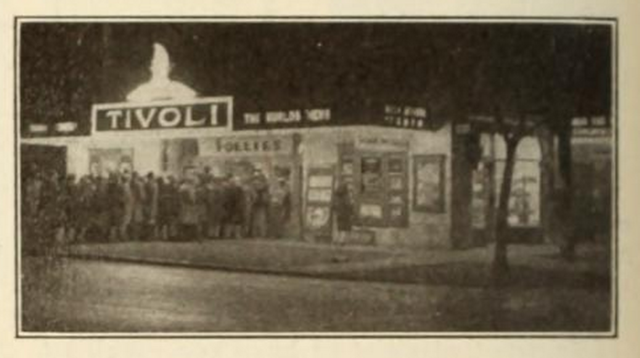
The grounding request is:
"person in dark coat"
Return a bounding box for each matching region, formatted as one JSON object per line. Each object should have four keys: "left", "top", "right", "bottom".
{"left": 39, "top": 170, "right": 63, "bottom": 250}
{"left": 222, "top": 176, "right": 245, "bottom": 239}
{"left": 131, "top": 172, "right": 146, "bottom": 240}
{"left": 332, "top": 181, "right": 354, "bottom": 246}
{"left": 195, "top": 177, "right": 208, "bottom": 239}
{"left": 91, "top": 175, "right": 110, "bottom": 241}
{"left": 143, "top": 172, "right": 159, "bottom": 240}
{"left": 23, "top": 169, "right": 44, "bottom": 250}
{"left": 106, "top": 172, "right": 125, "bottom": 241}
{"left": 60, "top": 174, "right": 79, "bottom": 243}
{"left": 250, "top": 172, "right": 270, "bottom": 238}
{"left": 119, "top": 173, "right": 134, "bottom": 241}
{"left": 157, "top": 176, "right": 172, "bottom": 240}
{"left": 178, "top": 177, "right": 199, "bottom": 240}
{"left": 75, "top": 176, "right": 93, "bottom": 242}
{"left": 268, "top": 178, "right": 290, "bottom": 239}
{"left": 165, "top": 176, "right": 180, "bottom": 239}
{"left": 205, "top": 177, "right": 224, "bottom": 239}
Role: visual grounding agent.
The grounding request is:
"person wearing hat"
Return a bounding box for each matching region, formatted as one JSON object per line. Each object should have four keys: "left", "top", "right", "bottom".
{"left": 249, "top": 170, "right": 270, "bottom": 238}
{"left": 268, "top": 177, "right": 291, "bottom": 239}
{"left": 178, "top": 176, "right": 199, "bottom": 240}
{"left": 332, "top": 180, "right": 354, "bottom": 246}
{"left": 143, "top": 171, "right": 159, "bottom": 240}
{"left": 205, "top": 175, "right": 224, "bottom": 239}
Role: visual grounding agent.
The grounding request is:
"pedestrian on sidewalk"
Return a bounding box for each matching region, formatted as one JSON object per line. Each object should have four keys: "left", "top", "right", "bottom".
{"left": 206, "top": 176, "right": 224, "bottom": 239}
{"left": 131, "top": 172, "right": 147, "bottom": 241}
{"left": 90, "top": 175, "right": 109, "bottom": 242}
{"left": 60, "top": 174, "right": 79, "bottom": 243}
{"left": 143, "top": 172, "right": 159, "bottom": 240}
{"left": 178, "top": 176, "right": 199, "bottom": 240}
{"left": 106, "top": 172, "right": 125, "bottom": 241}
{"left": 268, "top": 178, "right": 290, "bottom": 239}
{"left": 332, "top": 181, "right": 354, "bottom": 246}
{"left": 157, "top": 175, "right": 176, "bottom": 240}
{"left": 40, "top": 170, "right": 63, "bottom": 250}
{"left": 222, "top": 175, "right": 245, "bottom": 239}
{"left": 195, "top": 176, "right": 209, "bottom": 240}
{"left": 251, "top": 170, "right": 270, "bottom": 238}
{"left": 119, "top": 172, "right": 134, "bottom": 241}
{"left": 75, "top": 175, "right": 92, "bottom": 243}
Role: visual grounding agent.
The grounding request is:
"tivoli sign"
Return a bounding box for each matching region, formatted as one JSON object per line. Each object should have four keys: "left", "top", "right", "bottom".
{"left": 92, "top": 97, "right": 232, "bottom": 133}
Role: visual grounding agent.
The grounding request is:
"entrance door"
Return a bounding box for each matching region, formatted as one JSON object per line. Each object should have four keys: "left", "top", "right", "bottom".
{"left": 573, "top": 161, "right": 612, "bottom": 242}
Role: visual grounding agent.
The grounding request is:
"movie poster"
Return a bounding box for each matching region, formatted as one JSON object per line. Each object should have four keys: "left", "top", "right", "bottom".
{"left": 413, "top": 155, "right": 445, "bottom": 212}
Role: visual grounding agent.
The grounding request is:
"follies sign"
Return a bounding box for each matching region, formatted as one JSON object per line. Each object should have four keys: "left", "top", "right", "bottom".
{"left": 91, "top": 97, "right": 233, "bottom": 134}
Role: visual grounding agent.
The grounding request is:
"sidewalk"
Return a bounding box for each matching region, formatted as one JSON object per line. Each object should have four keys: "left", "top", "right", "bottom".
{"left": 60, "top": 238, "right": 612, "bottom": 289}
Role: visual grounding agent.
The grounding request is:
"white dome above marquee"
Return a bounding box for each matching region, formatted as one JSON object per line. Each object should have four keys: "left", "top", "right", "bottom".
{"left": 126, "top": 43, "right": 197, "bottom": 102}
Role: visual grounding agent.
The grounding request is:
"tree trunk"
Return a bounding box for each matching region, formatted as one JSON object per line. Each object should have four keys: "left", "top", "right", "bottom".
{"left": 557, "top": 126, "right": 575, "bottom": 259}
{"left": 492, "top": 135, "right": 520, "bottom": 282}
{"left": 537, "top": 126, "right": 554, "bottom": 244}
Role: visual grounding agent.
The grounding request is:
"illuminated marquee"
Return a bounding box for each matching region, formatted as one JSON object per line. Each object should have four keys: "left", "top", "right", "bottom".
{"left": 383, "top": 104, "right": 433, "bottom": 130}
{"left": 92, "top": 97, "right": 232, "bottom": 133}
{"left": 239, "top": 108, "right": 331, "bottom": 130}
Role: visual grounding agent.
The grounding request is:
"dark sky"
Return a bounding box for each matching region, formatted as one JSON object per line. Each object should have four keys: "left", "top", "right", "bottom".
{"left": 19, "top": 21, "right": 613, "bottom": 136}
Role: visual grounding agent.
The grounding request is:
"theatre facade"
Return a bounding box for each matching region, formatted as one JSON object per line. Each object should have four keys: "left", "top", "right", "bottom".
{"left": 23, "top": 45, "right": 600, "bottom": 250}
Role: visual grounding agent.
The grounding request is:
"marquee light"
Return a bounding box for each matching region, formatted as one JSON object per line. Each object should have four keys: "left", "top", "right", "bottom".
{"left": 28, "top": 123, "right": 48, "bottom": 133}
{"left": 126, "top": 43, "right": 197, "bottom": 102}
{"left": 55, "top": 121, "right": 78, "bottom": 133}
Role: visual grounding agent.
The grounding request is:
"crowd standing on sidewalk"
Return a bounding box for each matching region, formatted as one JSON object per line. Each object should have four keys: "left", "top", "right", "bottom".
{"left": 21, "top": 165, "right": 292, "bottom": 252}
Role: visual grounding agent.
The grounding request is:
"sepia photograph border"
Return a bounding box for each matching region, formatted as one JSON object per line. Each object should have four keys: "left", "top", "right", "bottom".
{"left": 13, "top": 15, "right": 619, "bottom": 339}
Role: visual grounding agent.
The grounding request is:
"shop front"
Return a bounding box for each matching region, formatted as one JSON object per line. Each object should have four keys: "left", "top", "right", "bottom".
{"left": 296, "top": 122, "right": 453, "bottom": 249}
{"left": 19, "top": 44, "right": 463, "bottom": 249}
{"left": 21, "top": 99, "right": 460, "bottom": 249}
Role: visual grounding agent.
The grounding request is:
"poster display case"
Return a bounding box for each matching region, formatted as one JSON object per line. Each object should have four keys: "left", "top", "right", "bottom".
{"left": 304, "top": 166, "right": 335, "bottom": 238}
{"left": 340, "top": 147, "right": 409, "bottom": 228}
{"left": 413, "top": 154, "right": 446, "bottom": 213}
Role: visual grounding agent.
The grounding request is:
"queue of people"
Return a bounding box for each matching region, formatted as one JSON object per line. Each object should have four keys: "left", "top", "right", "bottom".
{"left": 22, "top": 166, "right": 292, "bottom": 249}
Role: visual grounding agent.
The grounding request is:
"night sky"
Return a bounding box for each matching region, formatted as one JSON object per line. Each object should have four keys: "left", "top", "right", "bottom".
{"left": 19, "top": 21, "right": 613, "bottom": 136}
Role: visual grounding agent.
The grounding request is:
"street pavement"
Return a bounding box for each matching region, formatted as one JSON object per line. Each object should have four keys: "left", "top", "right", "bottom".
{"left": 61, "top": 239, "right": 612, "bottom": 289}
{"left": 20, "top": 246, "right": 613, "bottom": 333}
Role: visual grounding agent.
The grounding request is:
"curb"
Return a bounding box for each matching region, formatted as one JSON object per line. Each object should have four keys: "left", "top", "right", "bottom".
{"left": 59, "top": 252, "right": 428, "bottom": 287}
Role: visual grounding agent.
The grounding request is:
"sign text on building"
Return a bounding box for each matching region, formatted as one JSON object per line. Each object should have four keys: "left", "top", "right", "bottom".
{"left": 198, "top": 134, "right": 294, "bottom": 158}
{"left": 240, "top": 108, "right": 331, "bottom": 129}
{"left": 92, "top": 97, "right": 232, "bottom": 133}
{"left": 355, "top": 135, "right": 409, "bottom": 152}
{"left": 383, "top": 104, "right": 430, "bottom": 129}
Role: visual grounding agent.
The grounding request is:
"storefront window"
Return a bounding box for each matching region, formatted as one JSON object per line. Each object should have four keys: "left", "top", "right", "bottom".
{"left": 494, "top": 160, "right": 541, "bottom": 227}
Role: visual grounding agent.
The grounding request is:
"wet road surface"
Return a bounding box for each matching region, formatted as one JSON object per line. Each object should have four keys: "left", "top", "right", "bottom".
{"left": 20, "top": 257, "right": 612, "bottom": 333}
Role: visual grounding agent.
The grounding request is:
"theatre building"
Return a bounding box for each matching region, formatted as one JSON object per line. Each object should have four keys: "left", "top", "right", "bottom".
{"left": 22, "top": 44, "right": 582, "bottom": 250}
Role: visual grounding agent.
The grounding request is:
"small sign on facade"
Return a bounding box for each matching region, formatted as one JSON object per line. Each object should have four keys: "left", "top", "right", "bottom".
{"left": 239, "top": 108, "right": 331, "bottom": 130}
{"left": 383, "top": 104, "right": 429, "bottom": 129}
{"left": 198, "top": 134, "right": 294, "bottom": 158}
